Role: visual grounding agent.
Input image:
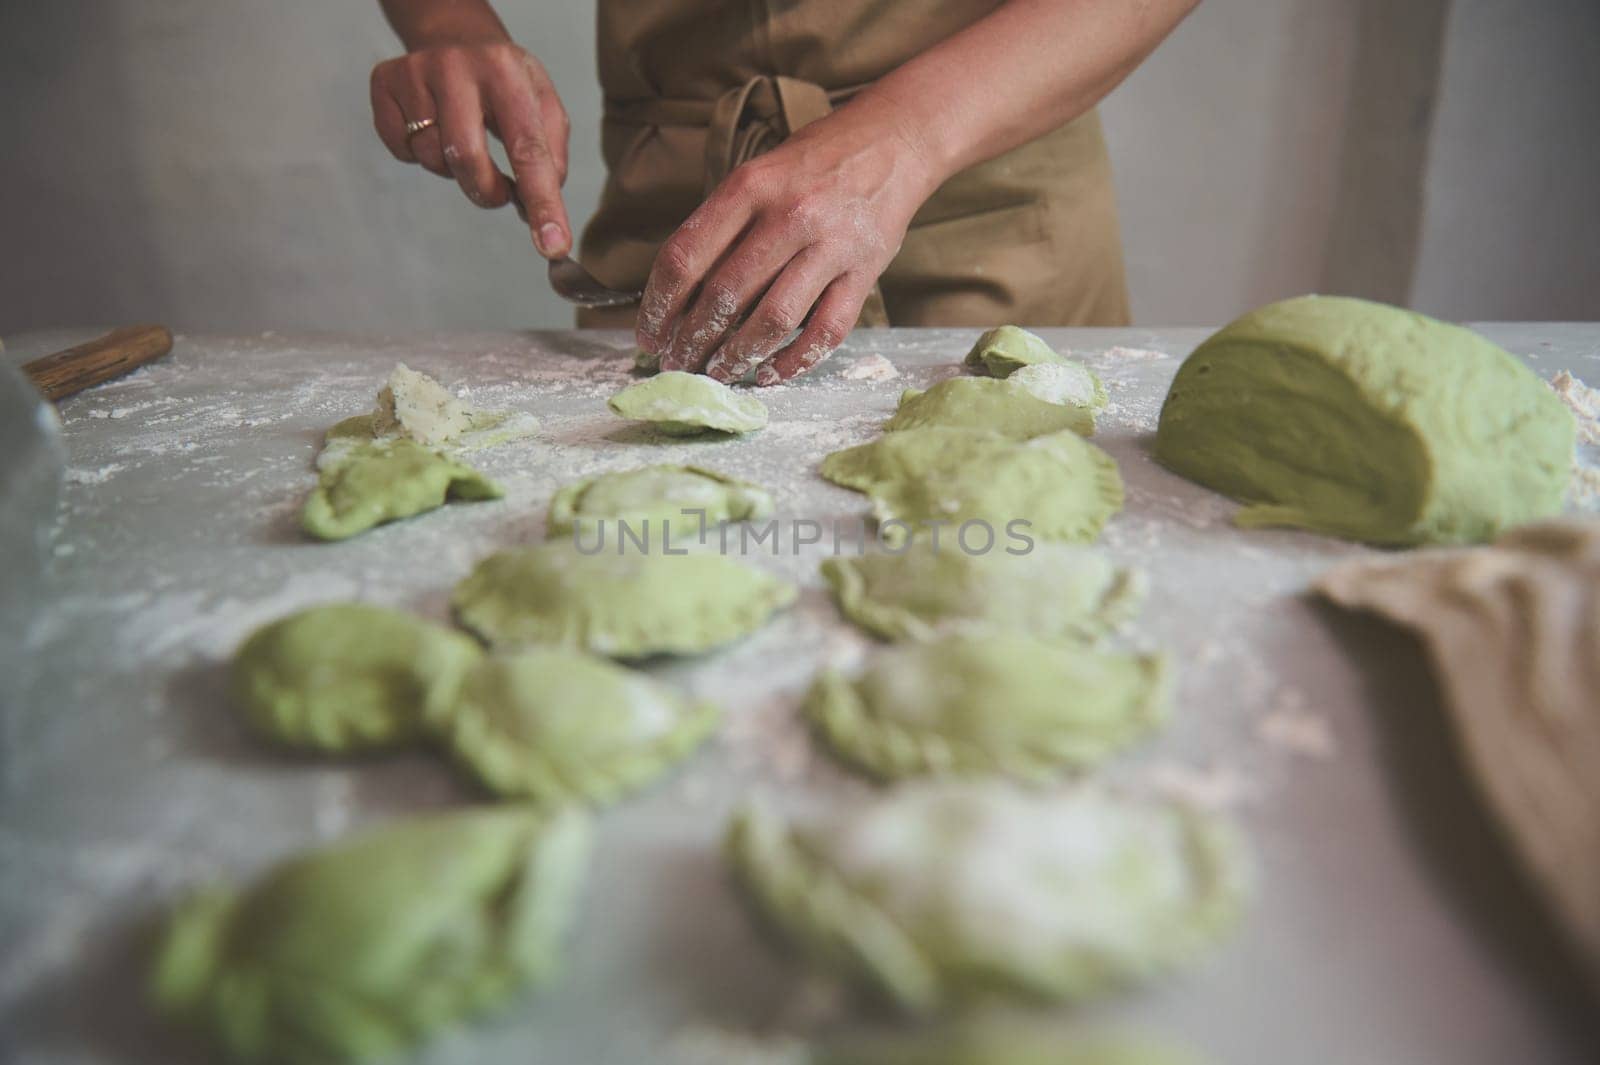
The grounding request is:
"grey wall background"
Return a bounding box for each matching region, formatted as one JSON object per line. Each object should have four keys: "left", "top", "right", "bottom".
{"left": 2, "top": 0, "right": 1596, "bottom": 334}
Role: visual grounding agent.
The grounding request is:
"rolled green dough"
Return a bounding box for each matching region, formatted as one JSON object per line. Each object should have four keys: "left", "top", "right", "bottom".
{"left": 1155, "top": 295, "right": 1575, "bottom": 545}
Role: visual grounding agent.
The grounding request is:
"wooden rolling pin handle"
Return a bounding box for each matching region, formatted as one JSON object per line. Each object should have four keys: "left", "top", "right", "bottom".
{"left": 22, "top": 324, "right": 175, "bottom": 402}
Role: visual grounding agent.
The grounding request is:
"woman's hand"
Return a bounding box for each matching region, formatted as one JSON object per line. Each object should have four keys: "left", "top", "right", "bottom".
{"left": 638, "top": 98, "right": 943, "bottom": 385}
{"left": 370, "top": 41, "right": 573, "bottom": 257}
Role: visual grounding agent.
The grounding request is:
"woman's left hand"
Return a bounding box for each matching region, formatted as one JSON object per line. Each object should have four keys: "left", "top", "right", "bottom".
{"left": 636, "top": 97, "right": 942, "bottom": 385}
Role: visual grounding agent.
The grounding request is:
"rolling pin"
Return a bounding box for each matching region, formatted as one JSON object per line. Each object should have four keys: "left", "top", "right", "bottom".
{"left": 21, "top": 324, "right": 174, "bottom": 402}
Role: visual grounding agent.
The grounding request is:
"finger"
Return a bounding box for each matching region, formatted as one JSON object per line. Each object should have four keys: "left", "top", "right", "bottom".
{"left": 754, "top": 275, "right": 867, "bottom": 385}
{"left": 665, "top": 223, "right": 804, "bottom": 375}
{"left": 637, "top": 170, "right": 762, "bottom": 356}
{"left": 488, "top": 75, "right": 570, "bottom": 257}
{"left": 533, "top": 61, "right": 571, "bottom": 184}
{"left": 395, "top": 64, "right": 448, "bottom": 177}
{"left": 371, "top": 64, "right": 415, "bottom": 163}
{"left": 705, "top": 245, "right": 837, "bottom": 383}
{"left": 432, "top": 72, "right": 512, "bottom": 209}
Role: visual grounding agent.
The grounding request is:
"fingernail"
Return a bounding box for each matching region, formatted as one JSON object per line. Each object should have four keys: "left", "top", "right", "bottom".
{"left": 537, "top": 223, "right": 565, "bottom": 256}
{"left": 755, "top": 364, "right": 781, "bottom": 387}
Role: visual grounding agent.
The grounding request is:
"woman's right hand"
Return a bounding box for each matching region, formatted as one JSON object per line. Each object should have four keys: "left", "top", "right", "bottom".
{"left": 370, "top": 41, "right": 573, "bottom": 258}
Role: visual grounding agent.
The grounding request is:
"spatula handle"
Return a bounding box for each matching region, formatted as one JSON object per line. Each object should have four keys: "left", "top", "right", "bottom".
{"left": 22, "top": 325, "right": 174, "bottom": 402}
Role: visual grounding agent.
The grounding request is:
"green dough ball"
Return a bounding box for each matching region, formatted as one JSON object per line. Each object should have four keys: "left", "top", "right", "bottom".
{"left": 822, "top": 544, "right": 1145, "bottom": 643}
{"left": 726, "top": 783, "right": 1249, "bottom": 1012}
{"left": 302, "top": 439, "right": 502, "bottom": 541}
{"left": 1155, "top": 295, "right": 1575, "bottom": 545}
{"left": 150, "top": 806, "right": 590, "bottom": 1065}
{"left": 452, "top": 541, "right": 797, "bottom": 657}
{"left": 963, "top": 326, "right": 1069, "bottom": 377}
{"left": 1008, "top": 361, "right": 1108, "bottom": 412}
{"left": 607, "top": 371, "right": 768, "bottom": 435}
{"left": 545, "top": 464, "right": 774, "bottom": 539}
{"left": 441, "top": 649, "right": 721, "bottom": 805}
{"left": 231, "top": 603, "right": 483, "bottom": 751}
{"left": 818, "top": 1024, "right": 1204, "bottom": 1065}
{"left": 885, "top": 378, "right": 1094, "bottom": 439}
{"left": 820, "top": 428, "right": 1123, "bottom": 547}
{"left": 806, "top": 635, "right": 1169, "bottom": 782}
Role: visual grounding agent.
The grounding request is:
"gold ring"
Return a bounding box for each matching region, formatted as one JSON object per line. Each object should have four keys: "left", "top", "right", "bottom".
{"left": 404, "top": 117, "right": 437, "bottom": 139}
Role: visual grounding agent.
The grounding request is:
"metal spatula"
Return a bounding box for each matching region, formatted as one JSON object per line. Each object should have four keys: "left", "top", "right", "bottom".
{"left": 547, "top": 255, "right": 642, "bottom": 309}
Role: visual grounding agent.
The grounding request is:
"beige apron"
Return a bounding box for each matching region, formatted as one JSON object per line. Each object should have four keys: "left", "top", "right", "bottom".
{"left": 577, "top": 0, "right": 1131, "bottom": 330}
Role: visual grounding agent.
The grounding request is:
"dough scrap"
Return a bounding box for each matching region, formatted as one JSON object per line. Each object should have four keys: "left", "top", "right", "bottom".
{"left": 962, "top": 326, "right": 1070, "bottom": 377}
{"left": 885, "top": 377, "right": 1094, "bottom": 439}
{"left": 1317, "top": 519, "right": 1600, "bottom": 989}
{"left": 808, "top": 635, "right": 1168, "bottom": 782}
{"left": 1008, "top": 361, "right": 1108, "bottom": 412}
{"left": 823, "top": 544, "right": 1144, "bottom": 643}
{"left": 820, "top": 428, "right": 1123, "bottom": 547}
{"left": 441, "top": 649, "right": 720, "bottom": 806}
{"left": 323, "top": 363, "right": 527, "bottom": 460}
{"left": 452, "top": 540, "right": 797, "bottom": 657}
{"left": 726, "top": 783, "right": 1249, "bottom": 1011}
{"left": 608, "top": 371, "right": 768, "bottom": 435}
{"left": 302, "top": 438, "right": 502, "bottom": 541}
{"left": 1155, "top": 295, "right": 1574, "bottom": 545}
{"left": 231, "top": 603, "right": 483, "bottom": 751}
{"left": 150, "top": 806, "right": 590, "bottom": 1065}
{"left": 546, "top": 464, "right": 774, "bottom": 539}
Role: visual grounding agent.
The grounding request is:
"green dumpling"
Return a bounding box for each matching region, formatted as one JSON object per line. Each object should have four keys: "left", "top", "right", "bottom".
{"left": 452, "top": 540, "right": 797, "bottom": 657}
{"left": 1155, "top": 295, "right": 1574, "bottom": 545}
{"left": 231, "top": 603, "right": 483, "bottom": 751}
{"left": 1008, "top": 361, "right": 1108, "bottom": 412}
{"left": 150, "top": 806, "right": 591, "bottom": 1064}
{"left": 545, "top": 464, "right": 774, "bottom": 539}
{"left": 302, "top": 439, "right": 502, "bottom": 541}
{"left": 820, "top": 428, "right": 1123, "bottom": 547}
{"left": 726, "top": 783, "right": 1249, "bottom": 1012}
{"left": 806, "top": 635, "right": 1169, "bottom": 782}
{"left": 885, "top": 377, "right": 1094, "bottom": 439}
{"left": 962, "top": 326, "right": 1069, "bottom": 377}
{"left": 608, "top": 370, "right": 768, "bottom": 435}
{"left": 441, "top": 649, "right": 721, "bottom": 805}
{"left": 822, "top": 544, "right": 1144, "bottom": 643}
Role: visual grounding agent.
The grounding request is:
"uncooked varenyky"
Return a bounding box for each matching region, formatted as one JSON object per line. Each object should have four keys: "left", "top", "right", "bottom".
{"left": 726, "top": 783, "right": 1249, "bottom": 1012}
{"left": 150, "top": 806, "right": 590, "bottom": 1064}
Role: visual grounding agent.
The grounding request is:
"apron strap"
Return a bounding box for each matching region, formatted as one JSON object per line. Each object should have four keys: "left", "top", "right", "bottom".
{"left": 704, "top": 76, "right": 891, "bottom": 327}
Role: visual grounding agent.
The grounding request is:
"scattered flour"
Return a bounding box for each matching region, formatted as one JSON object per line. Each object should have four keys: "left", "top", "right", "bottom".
{"left": 1140, "top": 761, "right": 1262, "bottom": 810}
{"left": 1257, "top": 708, "right": 1337, "bottom": 760}
{"left": 1550, "top": 370, "right": 1600, "bottom": 445}
{"left": 838, "top": 353, "right": 898, "bottom": 382}
{"left": 63, "top": 463, "right": 126, "bottom": 485}
{"left": 1569, "top": 464, "right": 1600, "bottom": 511}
